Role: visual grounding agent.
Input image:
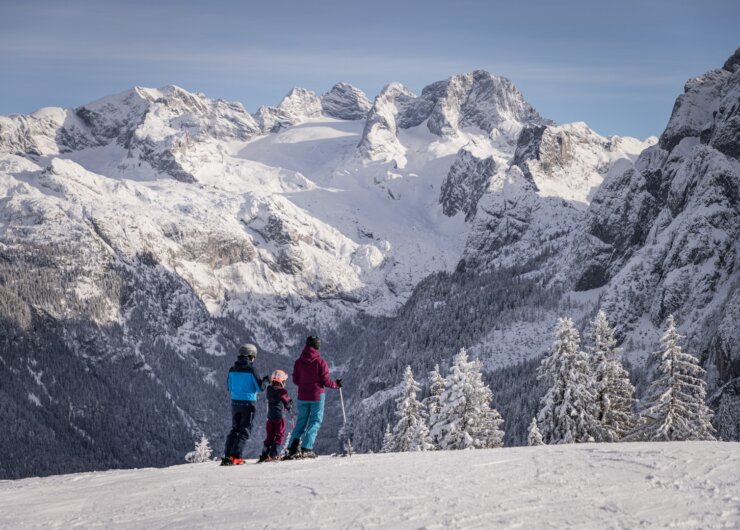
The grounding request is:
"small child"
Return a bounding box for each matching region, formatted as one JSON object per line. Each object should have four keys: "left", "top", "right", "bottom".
{"left": 259, "top": 370, "right": 293, "bottom": 462}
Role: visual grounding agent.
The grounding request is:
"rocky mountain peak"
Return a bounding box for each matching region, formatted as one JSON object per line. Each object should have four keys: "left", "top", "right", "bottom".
{"left": 423, "top": 70, "right": 550, "bottom": 136}
{"left": 321, "top": 83, "right": 372, "bottom": 120}
{"left": 357, "top": 71, "right": 549, "bottom": 163}
{"left": 255, "top": 87, "right": 322, "bottom": 133}
{"left": 722, "top": 46, "right": 740, "bottom": 73}
{"left": 356, "top": 83, "right": 417, "bottom": 161}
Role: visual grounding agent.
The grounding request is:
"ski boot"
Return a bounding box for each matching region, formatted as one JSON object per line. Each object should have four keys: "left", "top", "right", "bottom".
{"left": 283, "top": 438, "right": 301, "bottom": 460}
{"left": 257, "top": 448, "right": 270, "bottom": 463}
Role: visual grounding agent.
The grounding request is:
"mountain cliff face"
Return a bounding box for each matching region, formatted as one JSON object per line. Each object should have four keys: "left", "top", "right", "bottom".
{"left": 439, "top": 139, "right": 497, "bottom": 220}
{"left": 1, "top": 51, "right": 736, "bottom": 479}
{"left": 572, "top": 49, "right": 740, "bottom": 440}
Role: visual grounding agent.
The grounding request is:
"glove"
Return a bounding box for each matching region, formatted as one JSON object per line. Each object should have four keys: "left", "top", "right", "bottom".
{"left": 336, "top": 379, "right": 343, "bottom": 388}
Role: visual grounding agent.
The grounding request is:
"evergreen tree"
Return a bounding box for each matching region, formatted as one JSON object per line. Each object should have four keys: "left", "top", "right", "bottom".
{"left": 631, "top": 315, "right": 716, "bottom": 441}
{"left": 381, "top": 424, "right": 394, "bottom": 453}
{"left": 185, "top": 435, "right": 212, "bottom": 463}
{"left": 587, "top": 310, "right": 636, "bottom": 441}
{"left": 527, "top": 418, "right": 544, "bottom": 446}
{"left": 424, "top": 364, "right": 445, "bottom": 448}
{"left": 388, "top": 366, "right": 433, "bottom": 452}
{"left": 537, "top": 318, "right": 601, "bottom": 444}
{"left": 431, "top": 348, "right": 504, "bottom": 450}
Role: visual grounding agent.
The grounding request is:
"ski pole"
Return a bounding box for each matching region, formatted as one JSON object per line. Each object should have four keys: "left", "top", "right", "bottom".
{"left": 339, "top": 387, "right": 353, "bottom": 456}
{"left": 339, "top": 387, "right": 348, "bottom": 426}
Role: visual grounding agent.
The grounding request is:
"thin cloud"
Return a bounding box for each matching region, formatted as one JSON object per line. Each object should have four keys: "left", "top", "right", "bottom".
{"left": 1, "top": 39, "right": 684, "bottom": 89}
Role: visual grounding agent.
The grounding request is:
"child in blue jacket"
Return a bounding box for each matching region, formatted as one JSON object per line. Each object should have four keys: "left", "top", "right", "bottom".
{"left": 221, "top": 344, "right": 268, "bottom": 466}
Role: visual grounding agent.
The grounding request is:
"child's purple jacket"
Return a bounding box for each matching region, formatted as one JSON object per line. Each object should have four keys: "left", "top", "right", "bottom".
{"left": 292, "top": 346, "right": 338, "bottom": 401}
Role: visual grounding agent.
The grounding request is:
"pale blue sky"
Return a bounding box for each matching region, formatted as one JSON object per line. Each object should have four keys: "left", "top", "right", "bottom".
{"left": 1, "top": 0, "right": 738, "bottom": 137}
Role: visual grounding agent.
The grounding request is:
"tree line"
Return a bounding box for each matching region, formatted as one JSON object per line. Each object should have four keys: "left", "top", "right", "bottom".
{"left": 381, "top": 311, "right": 715, "bottom": 454}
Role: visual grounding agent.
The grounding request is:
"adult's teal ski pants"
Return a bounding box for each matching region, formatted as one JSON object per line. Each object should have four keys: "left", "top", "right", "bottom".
{"left": 290, "top": 394, "right": 325, "bottom": 450}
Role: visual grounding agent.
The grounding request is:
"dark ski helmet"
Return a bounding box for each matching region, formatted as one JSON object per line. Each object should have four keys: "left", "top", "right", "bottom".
{"left": 306, "top": 336, "right": 321, "bottom": 349}
{"left": 239, "top": 343, "right": 257, "bottom": 359}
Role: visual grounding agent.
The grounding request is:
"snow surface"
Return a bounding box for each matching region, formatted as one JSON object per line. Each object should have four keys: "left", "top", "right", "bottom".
{"left": 1, "top": 442, "right": 737, "bottom": 529}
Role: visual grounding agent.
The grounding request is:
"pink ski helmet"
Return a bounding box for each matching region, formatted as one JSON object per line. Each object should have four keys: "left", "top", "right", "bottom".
{"left": 271, "top": 370, "right": 288, "bottom": 385}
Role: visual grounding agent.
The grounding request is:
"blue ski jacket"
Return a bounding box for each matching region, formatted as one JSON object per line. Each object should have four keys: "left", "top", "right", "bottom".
{"left": 227, "top": 357, "right": 267, "bottom": 402}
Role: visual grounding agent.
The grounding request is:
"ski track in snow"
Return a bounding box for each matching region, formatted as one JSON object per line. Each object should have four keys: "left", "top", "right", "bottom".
{"left": 0, "top": 442, "right": 738, "bottom": 529}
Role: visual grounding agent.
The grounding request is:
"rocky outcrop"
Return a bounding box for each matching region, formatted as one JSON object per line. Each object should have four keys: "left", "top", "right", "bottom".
{"left": 512, "top": 122, "right": 652, "bottom": 204}
{"left": 439, "top": 142, "right": 496, "bottom": 220}
{"left": 321, "top": 83, "right": 372, "bottom": 120}
{"left": 461, "top": 165, "right": 580, "bottom": 272}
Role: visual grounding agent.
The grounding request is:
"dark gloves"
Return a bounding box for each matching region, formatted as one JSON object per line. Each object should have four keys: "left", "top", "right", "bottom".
{"left": 336, "top": 379, "right": 343, "bottom": 388}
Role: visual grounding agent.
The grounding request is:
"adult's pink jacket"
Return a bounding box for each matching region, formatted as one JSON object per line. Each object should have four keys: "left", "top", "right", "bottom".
{"left": 292, "top": 346, "right": 338, "bottom": 401}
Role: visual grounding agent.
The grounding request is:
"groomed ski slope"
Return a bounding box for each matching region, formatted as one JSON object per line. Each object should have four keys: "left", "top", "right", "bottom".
{"left": 1, "top": 442, "right": 738, "bottom": 529}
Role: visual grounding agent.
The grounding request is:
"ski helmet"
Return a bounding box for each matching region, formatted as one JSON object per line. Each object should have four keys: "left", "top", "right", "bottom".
{"left": 306, "top": 336, "right": 321, "bottom": 349}
{"left": 239, "top": 344, "right": 257, "bottom": 359}
{"left": 271, "top": 369, "right": 288, "bottom": 385}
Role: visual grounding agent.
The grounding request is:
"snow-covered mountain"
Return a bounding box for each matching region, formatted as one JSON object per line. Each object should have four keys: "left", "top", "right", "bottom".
{"left": 0, "top": 71, "right": 646, "bottom": 352}
{"left": 1, "top": 443, "right": 737, "bottom": 528}
{"left": 2, "top": 48, "right": 737, "bottom": 479}
{"left": 340, "top": 48, "right": 740, "bottom": 451}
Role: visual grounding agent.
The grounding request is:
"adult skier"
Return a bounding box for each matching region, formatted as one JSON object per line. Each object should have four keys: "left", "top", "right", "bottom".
{"left": 221, "top": 344, "right": 268, "bottom": 466}
{"left": 284, "top": 336, "right": 342, "bottom": 459}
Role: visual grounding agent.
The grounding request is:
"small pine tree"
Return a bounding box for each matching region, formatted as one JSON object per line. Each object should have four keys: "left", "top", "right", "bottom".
{"left": 527, "top": 418, "right": 544, "bottom": 446}
{"left": 537, "top": 318, "right": 601, "bottom": 444}
{"left": 631, "top": 315, "right": 716, "bottom": 441}
{"left": 185, "top": 435, "right": 212, "bottom": 463}
{"left": 388, "top": 366, "right": 434, "bottom": 452}
{"left": 424, "top": 364, "right": 445, "bottom": 448}
{"left": 431, "top": 348, "right": 505, "bottom": 450}
{"left": 338, "top": 423, "right": 354, "bottom": 455}
{"left": 588, "top": 310, "right": 636, "bottom": 441}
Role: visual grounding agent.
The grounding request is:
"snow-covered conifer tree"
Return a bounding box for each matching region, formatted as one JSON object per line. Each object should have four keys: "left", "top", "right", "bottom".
{"left": 527, "top": 418, "right": 544, "bottom": 446}
{"left": 631, "top": 315, "right": 716, "bottom": 441}
{"left": 431, "top": 348, "right": 504, "bottom": 450}
{"left": 587, "top": 310, "right": 636, "bottom": 441}
{"left": 185, "top": 435, "right": 212, "bottom": 463}
{"left": 381, "top": 424, "right": 394, "bottom": 453}
{"left": 387, "top": 366, "right": 433, "bottom": 452}
{"left": 424, "top": 364, "right": 445, "bottom": 448}
{"left": 537, "top": 318, "right": 601, "bottom": 444}
{"left": 425, "top": 364, "right": 445, "bottom": 417}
